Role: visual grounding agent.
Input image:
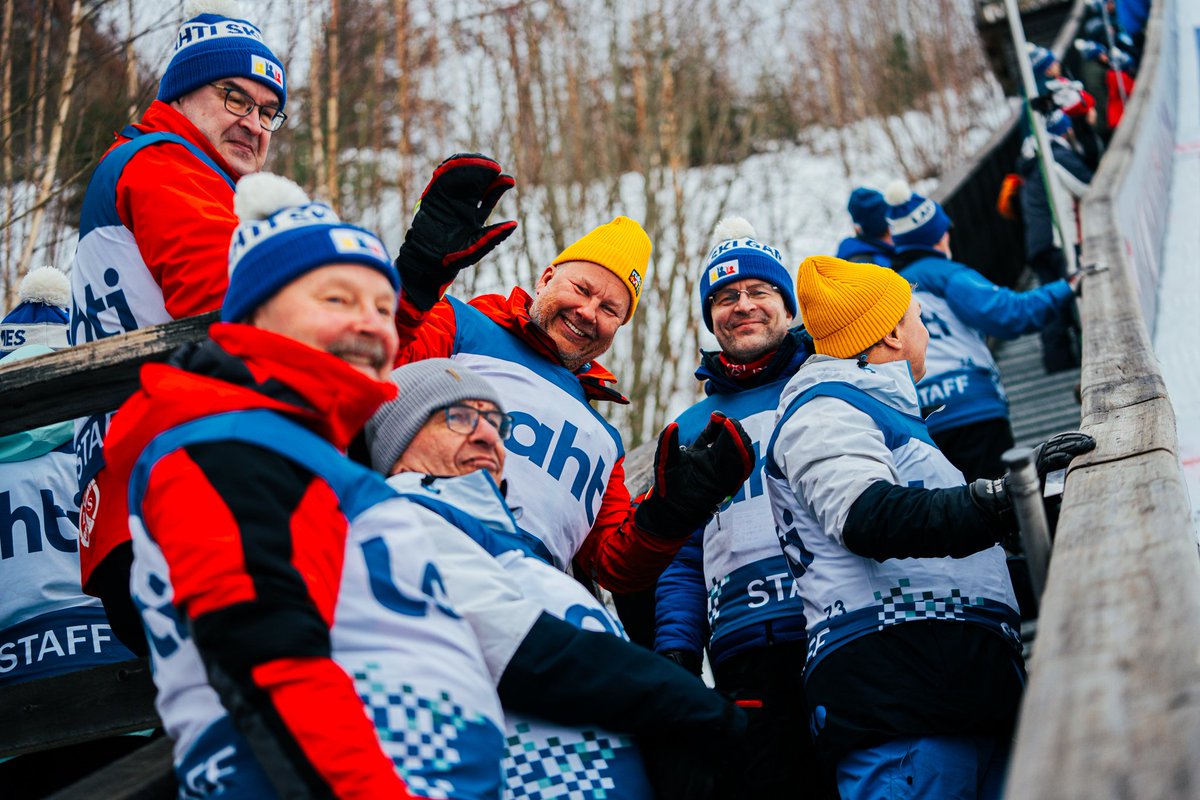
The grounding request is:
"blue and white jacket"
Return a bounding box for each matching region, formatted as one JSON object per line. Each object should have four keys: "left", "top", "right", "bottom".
{"left": 387, "top": 470, "right": 653, "bottom": 800}
{"left": 655, "top": 329, "right": 811, "bottom": 668}
{"left": 893, "top": 248, "right": 1073, "bottom": 434}
{"left": 765, "top": 356, "right": 1021, "bottom": 679}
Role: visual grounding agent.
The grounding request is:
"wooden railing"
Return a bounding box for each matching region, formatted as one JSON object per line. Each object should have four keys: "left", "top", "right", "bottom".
{"left": 1004, "top": 0, "right": 1200, "bottom": 795}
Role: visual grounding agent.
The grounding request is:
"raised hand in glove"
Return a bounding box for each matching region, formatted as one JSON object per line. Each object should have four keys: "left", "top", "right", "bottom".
{"left": 396, "top": 153, "right": 518, "bottom": 310}
{"left": 634, "top": 412, "right": 754, "bottom": 539}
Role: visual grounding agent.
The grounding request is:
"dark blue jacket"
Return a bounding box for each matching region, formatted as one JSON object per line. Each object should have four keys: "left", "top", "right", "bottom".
{"left": 835, "top": 236, "right": 895, "bottom": 268}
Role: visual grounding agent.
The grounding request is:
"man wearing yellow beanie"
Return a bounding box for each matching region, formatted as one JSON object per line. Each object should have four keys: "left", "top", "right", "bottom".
{"left": 389, "top": 153, "right": 754, "bottom": 607}
{"left": 763, "top": 256, "right": 1093, "bottom": 800}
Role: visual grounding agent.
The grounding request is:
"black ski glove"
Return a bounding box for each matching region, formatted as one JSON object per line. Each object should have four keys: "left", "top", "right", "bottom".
{"left": 634, "top": 412, "right": 755, "bottom": 539}
{"left": 659, "top": 649, "right": 703, "bottom": 677}
{"left": 969, "top": 430, "right": 1096, "bottom": 547}
{"left": 1033, "top": 430, "right": 1096, "bottom": 479}
{"left": 396, "top": 153, "right": 517, "bottom": 310}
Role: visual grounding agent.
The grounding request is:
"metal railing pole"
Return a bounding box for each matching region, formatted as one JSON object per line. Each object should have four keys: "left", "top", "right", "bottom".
{"left": 1004, "top": 446, "right": 1052, "bottom": 602}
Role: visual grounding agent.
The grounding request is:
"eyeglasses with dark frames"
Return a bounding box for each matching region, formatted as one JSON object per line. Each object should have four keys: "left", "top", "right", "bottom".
{"left": 441, "top": 404, "right": 513, "bottom": 439}
{"left": 710, "top": 284, "right": 781, "bottom": 308}
{"left": 209, "top": 83, "right": 287, "bottom": 132}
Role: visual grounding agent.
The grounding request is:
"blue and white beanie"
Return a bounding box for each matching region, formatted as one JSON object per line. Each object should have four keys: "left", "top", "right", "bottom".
{"left": 0, "top": 267, "right": 70, "bottom": 357}
{"left": 885, "top": 180, "right": 953, "bottom": 252}
{"left": 158, "top": 0, "right": 286, "bottom": 109}
{"left": 698, "top": 217, "right": 796, "bottom": 332}
{"left": 1026, "top": 43, "right": 1057, "bottom": 76}
{"left": 222, "top": 173, "right": 399, "bottom": 323}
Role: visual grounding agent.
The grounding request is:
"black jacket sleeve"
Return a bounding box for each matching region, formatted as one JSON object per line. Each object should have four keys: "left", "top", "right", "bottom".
{"left": 842, "top": 479, "right": 1009, "bottom": 562}
{"left": 498, "top": 612, "right": 743, "bottom": 741}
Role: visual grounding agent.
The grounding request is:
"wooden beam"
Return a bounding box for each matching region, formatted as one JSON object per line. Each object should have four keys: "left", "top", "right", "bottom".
{"left": 0, "top": 658, "right": 160, "bottom": 760}
{"left": 43, "top": 737, "right": 175, "bottom": 800}
{"left": 1004, "top": 0, "right": 1200, "bottom": 794}
{"left": 0, "top": 312, "right": 216, "bottom": 437}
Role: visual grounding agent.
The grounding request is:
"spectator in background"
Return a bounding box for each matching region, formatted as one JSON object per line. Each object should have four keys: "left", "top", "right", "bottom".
{"left": 653, "top": 218, "right": 831, "bottom": 798}
{"left": 1075, "top": 38, "right": 1137, "bottom": 135}
{"left": 390, "top": 153, "right": 755, "bottom": 621}
{"left": 1026, "top": 43, "right": 1104, "bottom": 169}
{"left": 365, "top": 359, "right": 747, "bottom": 800}
{"left": 0, "top": 268, "right": 136, "bottom": 799}
{"left": 835, "top": 188, "right": 895, "bottom": 267}
{"left": 1017, "top": 111, "right": 1093, "bottom": 374}
{"left": 884, "top": 181, "right": 1076, "bottom": 481}
{"left": 71, "top": 1, "right": 290, "bottom": 651}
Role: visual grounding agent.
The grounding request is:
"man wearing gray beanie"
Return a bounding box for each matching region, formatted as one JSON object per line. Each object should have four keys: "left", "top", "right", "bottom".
{"left": 365, "top": 359, "right": 749, "bottom": 800}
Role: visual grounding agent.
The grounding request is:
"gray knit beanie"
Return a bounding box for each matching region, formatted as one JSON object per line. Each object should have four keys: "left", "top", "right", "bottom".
{"left": 365, "top": 358, "right": 505, "bottom": 474}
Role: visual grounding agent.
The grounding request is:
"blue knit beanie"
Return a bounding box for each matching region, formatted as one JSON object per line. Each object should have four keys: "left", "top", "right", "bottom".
{"left": 222, "top": 174, "right": 399, "bottom": 323}
{"left": 1, "top": 267, "right": 70, "bottom": 357}
{"left": 847, "top": 188, "right": 889, "bottom": 239}
{"left": 158, "top": 1, "right": 286, "bottom": 109}
{"left": 698, "top": 217, "right": 796, "bottom": 332}
{"left": 1027, "top": 43, "right": 1057, "bottom": 76}
{"left": 884, "top": 180, "right": 953, "bottom": 252}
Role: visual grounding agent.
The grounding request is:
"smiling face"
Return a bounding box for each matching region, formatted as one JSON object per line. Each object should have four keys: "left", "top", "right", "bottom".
{"left": 528, "top": 261, "right": 631, "bottom": 371}
{"left": 172, "top": 76, "right": 279, "bottom": 175}
{"left": 392, "top": 399, "right": 507, "bottom": 482}
{"left": 249, "top": 263, "right": 399, "bottom": 380}
{"left": 710, "top": 279, "right": 794, "bottom": 363}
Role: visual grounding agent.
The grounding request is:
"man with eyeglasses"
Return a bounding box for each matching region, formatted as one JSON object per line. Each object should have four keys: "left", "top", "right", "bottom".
{"left": 70, "top": 3, "right": 289, "bottom": 650}
{"left": 653, "top": 217, "right": 833, "bottom": 799}
{"left": 363, "top": 358, "right": 748, "bottom": 800}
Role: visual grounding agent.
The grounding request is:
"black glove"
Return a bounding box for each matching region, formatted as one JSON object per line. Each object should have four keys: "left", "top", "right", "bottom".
{"left": 396, "top": 153, "right": 518, "bottom": 310}
{"left": 639, "top": 699, "right": 747, "bottom": 800}
{"left": 634, "top": 412, "right": 755, "bottom": 539}
{"left": 1033, "top": 430, "right": 1096, "bottom": 478}
{"left": 660, "top": 649, "right": 703, "bottom": 677}
{"left": 1030, "top": 92, "right": 1059, "bottom": 114}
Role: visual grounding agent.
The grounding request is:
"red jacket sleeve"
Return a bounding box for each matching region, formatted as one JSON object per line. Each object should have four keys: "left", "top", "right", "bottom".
{"left": 573, "top": 457, "right": 689, "bottom": 593}
{"left": 143, "top": 442, "right": 412, "bottom": 799}
{"left": 116, "top": 144, "right": 238, "bottom": 319}
{"left": 393, "top": 294, "right": 458, "bottom": 364}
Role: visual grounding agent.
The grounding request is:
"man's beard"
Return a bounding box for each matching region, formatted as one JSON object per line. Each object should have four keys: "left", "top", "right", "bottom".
{"left": 328, "top": 336, "right": 389, "bottom": 373}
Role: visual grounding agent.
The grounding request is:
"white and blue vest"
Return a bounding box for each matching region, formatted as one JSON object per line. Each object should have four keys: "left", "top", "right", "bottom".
{"left": 0, "top": 431, "right": 133, "bottom": 685}
{"left": 128, "top": 410, "right": 504, "bottom": 799}
{"left": 70, "top": 127, "right": 237, "bottom": 494}
{"left": 386, "top": 471, "right": 653, "bottom": 800}
{"left": 765, "top": 358, "right": 1020, "bottom": 679}
{"left": 446, "top": 298, "right": 623, "bottom": 572}
{"left": 673, "top": 378, "right": 805, "bottom": 661}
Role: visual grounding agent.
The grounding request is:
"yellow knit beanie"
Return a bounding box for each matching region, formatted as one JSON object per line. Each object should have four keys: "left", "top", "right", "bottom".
{"left": 796, "top": 255, "right": 912, "bottom": 358}
{"left": 551, "top": 216, "right": 651, "bottom": 322}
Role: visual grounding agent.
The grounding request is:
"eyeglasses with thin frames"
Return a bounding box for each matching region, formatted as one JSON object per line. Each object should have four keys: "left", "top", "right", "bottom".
{"left": 442, "top": 404, "right": 514, "bottom": 439}
{"left": 210, "top": 83, "right": 287, "bottom": 132}
{"left": 710, "top": 284, "right": 781, "bottom": 308}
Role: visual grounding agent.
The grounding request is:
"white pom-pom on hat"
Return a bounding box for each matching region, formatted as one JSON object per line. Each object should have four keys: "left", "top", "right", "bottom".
{"left": 884, "top": 180, "right": 913, "bottom": 206}
{"left": 712, "top": 216, "right": 757, "bottom": 244}
{"left": 234, "top": 173, "right": 312, "bottom": 222}
{"left": 184, "top": 0, "right": 245, "bottom": 20}
{"left": 18, "top": 266, "right": 71, "bottom": 308}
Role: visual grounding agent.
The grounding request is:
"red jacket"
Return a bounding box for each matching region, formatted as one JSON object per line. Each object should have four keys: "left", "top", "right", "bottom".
{"left": 102, "top": 324, "right": 413, "bottom": 798}
{"left": 395, "top": 288, "right": 684, "bottom": 593}
{"left": 112, "top": 100, "right": 244, "bottom": 319}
